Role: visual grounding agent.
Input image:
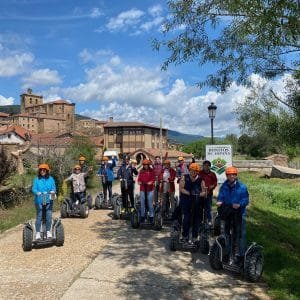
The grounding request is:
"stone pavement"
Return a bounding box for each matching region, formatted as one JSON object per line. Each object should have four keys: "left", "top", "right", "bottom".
{"left": 61, "top": 218, "right": 269, "bottom": 300}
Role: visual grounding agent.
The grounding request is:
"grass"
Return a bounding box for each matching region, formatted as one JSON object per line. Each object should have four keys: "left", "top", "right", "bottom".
{"left": 239, "top": 172, "right": 300, "bottom": 300}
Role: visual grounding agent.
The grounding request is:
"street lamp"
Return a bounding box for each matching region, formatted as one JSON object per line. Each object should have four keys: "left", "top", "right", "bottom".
{"left": 208, "top": 102, "right": 217, "bottom": 144}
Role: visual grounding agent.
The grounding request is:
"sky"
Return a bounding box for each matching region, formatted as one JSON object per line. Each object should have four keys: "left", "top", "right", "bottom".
{"left": 0, "top": 0, "right": 288, "bottom": 137}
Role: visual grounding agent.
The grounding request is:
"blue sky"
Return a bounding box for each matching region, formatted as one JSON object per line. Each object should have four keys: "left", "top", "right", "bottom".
{"left": 0, "top": 0, "right": 287, "bottom": 136}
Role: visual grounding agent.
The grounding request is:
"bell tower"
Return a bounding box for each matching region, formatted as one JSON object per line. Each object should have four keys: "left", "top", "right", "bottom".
{"left": 20, "top": 88, "right": 43, "bottom": 113}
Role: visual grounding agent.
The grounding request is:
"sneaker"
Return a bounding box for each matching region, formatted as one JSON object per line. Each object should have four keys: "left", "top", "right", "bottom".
{"left": 47, "top": 231, "right": 52, "bottom": 238}
{"left": 208, "top": 221, "right": 212, "bottom": 226}
{"left": 36, "top": 232, "right": 41, "bottom": 240}
{"left": 121, "top": 208, "right": 126, "bottom": 214}
{"left": 75, "top": 200, "right": 79, "bottom": 205}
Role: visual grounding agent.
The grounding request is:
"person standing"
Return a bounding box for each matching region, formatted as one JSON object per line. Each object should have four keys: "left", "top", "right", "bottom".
{"left": 176, "top": 156, "right": 189, "bottom": 183}
{"left": 217, "top": 166, "right": 249, "bottom": 262}
{"left": 159, "top": 159, "right": 176, "bottom": 217}
{"left": 137, "top": 159, "right": 155, "bottom": 223}
{"left": 199, "top": 160, "right": 218, "bottom": 225}
{"left": 117, "top": 156, "right": 138, "bottom": 211}
{"left": 153, "top": 156, "right": 163, "bottom": 203}
{"left": 97, "top": 156, "right": 116, "bottom": 203}
{"left": 32, "top": 164, "right": 56, "bottom": 240}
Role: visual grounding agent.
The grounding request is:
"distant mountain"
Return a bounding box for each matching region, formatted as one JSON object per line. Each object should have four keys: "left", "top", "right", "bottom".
{"left": 168, "top": 130, "right": 203, "bottom": 144}
{"left": 0, "top": 105, "right": 20, "bottom": 115}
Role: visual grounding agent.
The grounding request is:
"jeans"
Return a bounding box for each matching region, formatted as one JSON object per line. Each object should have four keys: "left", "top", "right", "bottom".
{"left": 102, "top": 181, "right": 112, "bottom": 201}
{"left": 181, "top": 195, "right": 201, "bottom": 239}
{"left": 35, "top": 201, "right": 53, "bottom": 232}
{"left": 73, "top": 192, "right": 85, "bottom": 203}
{"left": 140, "top": 191, "right": 154, "bottom": 218}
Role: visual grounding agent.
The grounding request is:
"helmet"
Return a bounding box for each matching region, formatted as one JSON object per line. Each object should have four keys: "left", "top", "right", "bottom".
{"left": 79, "top": 156, "right": 86, "bottom": 161}
{"left": 189, "top": 163, "right": 200, "bottom": 172}
{"left": 163, "top": 159, "right": 171, "bottom": 165}
{"left": 38, "top": 163, "right": 50, "bottom": 171}
{"left": 142, "top": 159, "right": 151, "bottom": 165}
{"left": 74, "top": 165, "right": 81, "bottom": 170}
{"left": 202, "top": 160, "right": 211, "bottom": 167}
{"left": 225, "top": 166, "right": 238, "bottom": 175}
{"left": 102, "top": 156, "right": 109, "bottom": 161}
{"left": 178, "top": 156, "right": 184, "bottom": 161}
{"left": 130, "top": 159, "right": 137, "bottom": 164}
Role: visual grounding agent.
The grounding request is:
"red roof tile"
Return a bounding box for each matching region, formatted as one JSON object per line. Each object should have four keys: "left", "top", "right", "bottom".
{"left": 0, "top": 125, "right": 31, "bottom": 140}
{"left": 0, "top": 112, "right": 9, "bottom": 117}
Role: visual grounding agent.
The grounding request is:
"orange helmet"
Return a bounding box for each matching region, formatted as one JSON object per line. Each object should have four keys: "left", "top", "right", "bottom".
{"left": 225, "top": 166, "right": 238, "bottom": 175}
{"left": 102, "top": 156, "right": 109, "bottom": 161}
{"left": 79, "top": 156, "right": 86, "bottom": 161}
{"left": 189, "top": 163, "right": 200, "bottom": 172}
{"left": 178, "top": 156, "right": 184, "bottom": 161}
{"left": 38, "top": 163, "right": 50, "bottom": 171}
{"left": 142, "top": 159, "right": 151, "bottom": 165}
{"left": 74, "top": 165, "right": 81, "bottom": 170}
{"left": 163, "top": 159, "right": 171, "bottom": 165}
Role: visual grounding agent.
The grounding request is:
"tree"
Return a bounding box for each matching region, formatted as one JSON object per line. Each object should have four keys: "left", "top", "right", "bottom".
{"left": 182, "top": 138, "right": 210, "bottom": 158}
{"left": 153, "top": 0, "right": 299, "bottom": 90}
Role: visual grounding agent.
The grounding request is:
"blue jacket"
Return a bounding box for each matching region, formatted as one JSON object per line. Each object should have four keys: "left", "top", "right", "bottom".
{"left": 32, "top": 176, "right": 56, "bottom": 205}
{"left": 218, "top": 179, "right": 249, "bottom": 215}
{"left": 97, "top": 159, "right": 116, "bottom": 182}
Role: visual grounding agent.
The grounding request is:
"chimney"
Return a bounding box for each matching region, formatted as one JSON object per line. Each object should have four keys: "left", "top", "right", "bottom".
{"left": 109, "top": 116, "right": 113, "bottom": 123}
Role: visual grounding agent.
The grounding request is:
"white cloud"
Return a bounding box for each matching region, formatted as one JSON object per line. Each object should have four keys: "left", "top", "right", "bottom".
{"left": 22, "top": 68, "right": 62, "bottom": 88}
{"left": 58, "top": 54, "right": 254, "bottom": 136}
{"left": 90, "top": 8, "right": 102, "bottom": 18}
{"left": 106, "top": 9, "right": 144, "bottom": 32}
{"left": 0, "top": 53, "right": 34, "bottom": 77}
{"left": 148, "top": 5, "right": 163, "bottom": 17}
{"left": 140, "top": 16, "right": 164, "bottom": 31}
{"left": 0, "top": 95, "right": 14, "bottom": 105}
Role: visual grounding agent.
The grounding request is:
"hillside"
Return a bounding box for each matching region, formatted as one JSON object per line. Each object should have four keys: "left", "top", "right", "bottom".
{"left": 168, "top": 129, "right": 203, "bottom": 144}
{"left": 0, "top": 105, "right": 20, "bottom": 115}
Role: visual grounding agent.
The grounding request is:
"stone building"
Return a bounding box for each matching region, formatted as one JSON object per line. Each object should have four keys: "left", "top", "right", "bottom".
{"left": 75, "top": 118, "right": 106, "bottom": 135}
{"left": 104, "top": 120, "right": 167, "bottom": 154}
{"left": 19, "top": 88, "right": 75, "bottom": 131}
{"left": 0, "top": 112, "right": 9, "bottom": 126}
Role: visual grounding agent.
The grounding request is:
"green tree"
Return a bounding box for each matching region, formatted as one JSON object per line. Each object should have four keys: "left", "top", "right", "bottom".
{"left": 182, "top": 138, "right": 210, "bottom": 158}
{"left": 153, "top": 0, "right": 299, "bottom": 90}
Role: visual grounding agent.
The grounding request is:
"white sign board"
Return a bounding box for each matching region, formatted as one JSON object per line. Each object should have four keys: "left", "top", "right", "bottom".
{"left": 206, "top": 145, "right": 232, "bottom": 183}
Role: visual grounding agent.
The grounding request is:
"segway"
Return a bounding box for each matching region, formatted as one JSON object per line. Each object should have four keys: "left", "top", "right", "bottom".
{"left": 60, "top": 192, "right": 89, "bottom": 218}
{"left": 113, "top": 179, "right": 132, "bottom": 220}
{"left": 169, "top": 195, "right": 201, "bottom": 252}
{"left": 94, "top": 191, "right": 117, "bottom": 209}
{"left": 130, "top": 184, "right": 163, "bottom": 230}
{"left": 86, "top": 193, "right": 93, "bottom": 209}
{"left": 22, "top": 193, "right": 64, "bottom": 251}
{"left": 160, "top": 181, "right": 178, "bottom": 225}
{"left": 209, "top": 205, "right": 263, "bottom": 282}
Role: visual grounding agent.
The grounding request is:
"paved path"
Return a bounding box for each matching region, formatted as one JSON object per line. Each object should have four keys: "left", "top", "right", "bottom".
{"left": 62, "top": 218, "right": 269, "bottom": 300}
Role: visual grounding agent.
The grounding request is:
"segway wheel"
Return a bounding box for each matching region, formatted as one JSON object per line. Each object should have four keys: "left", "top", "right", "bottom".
{"left": 94, "top": 195, "right": 101, "bottom": 209}
{"left": 244, "top": 251, "right": 263, "bottom": 282}
{"left": 55, "top": 222, "right": 64, "bottom": 247}
{"left": 153, "top": 212, "right": 163, "bottom": 231}
{"left": 169, "top": 237, "right": 177, "bottom": 251}
{"left": 200, "top": 238, "right": 210, "bottom": 254}
{"left": 209, "top": 241, "right": 223, "bottom": 270}
{"left": 60, "top": 203, "right": 68, "bottom": 218}
{"left": 80, "top": 204, "right": 89, "bottom": 218}
{"left": 22, "top": 226, "right": 33, "bottom": 251}
{"left": 87, "top": 194, "right": 93, "bottom": 209}
{"left": 113, "top": 204, "right": 121, "bottom": 220}
{"left": 130, "top": 210, "right": 140, "bottom": 228}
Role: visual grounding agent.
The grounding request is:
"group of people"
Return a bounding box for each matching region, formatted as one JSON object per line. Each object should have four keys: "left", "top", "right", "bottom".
{"left": 31, "top": 154, "right": 249, "bottom": 262}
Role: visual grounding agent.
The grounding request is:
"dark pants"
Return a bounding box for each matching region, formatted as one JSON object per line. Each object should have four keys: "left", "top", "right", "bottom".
{"left": 121, "top": 184, "right": 134, "bottom": 208}
{"left": 181, "top": 195, "right": 201, "bottom": 239}
{"left": 73, "top": 192, "right": 85, "bottom": 203}
{"left": 35, "top": 201, "right": 53, "bottom": 232}
{"left": 102, "top": 181, "right": 112, "bottom": 202}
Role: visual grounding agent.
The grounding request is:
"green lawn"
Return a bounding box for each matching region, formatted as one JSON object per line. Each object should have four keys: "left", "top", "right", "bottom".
{"left": 239, "top": 172, "right": 300, "bottom": 300}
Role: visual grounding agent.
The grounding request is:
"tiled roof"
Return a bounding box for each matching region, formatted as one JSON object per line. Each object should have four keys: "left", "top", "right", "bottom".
{"left": 104, "top": 121, "right": 166, "bottom": 130}
{"left": 0, "top": 125, "right": 31, "bottom": 140}
{"left": 0, "top": 112, "right": 9, "bottom": 117}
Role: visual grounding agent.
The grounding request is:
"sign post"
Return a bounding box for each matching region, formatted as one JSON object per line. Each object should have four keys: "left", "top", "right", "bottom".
{"left": 206, "top": 145, "right": 232, "bottom": 184}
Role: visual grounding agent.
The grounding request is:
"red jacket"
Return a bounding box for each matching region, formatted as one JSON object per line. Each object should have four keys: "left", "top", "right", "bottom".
{"left": 159, "top": 167, "right": 176, "bottom": 193}
{"left": 138, "top": 169, "right": 155, "bottom": 191}
{"left": 199, "top": 170, "right": 217, "bottom": 195}
{"left": 153, "top": 163, "right": 163, "bottom": 178}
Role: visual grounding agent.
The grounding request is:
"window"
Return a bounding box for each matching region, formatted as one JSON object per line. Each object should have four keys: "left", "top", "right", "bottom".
{"left": 8, "top": 133, "right": 11, "bottom": 138}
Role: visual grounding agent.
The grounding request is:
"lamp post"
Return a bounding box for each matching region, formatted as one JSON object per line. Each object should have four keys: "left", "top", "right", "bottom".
{"left": 208, "top": 102, "right": 217, "bottom": 145}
